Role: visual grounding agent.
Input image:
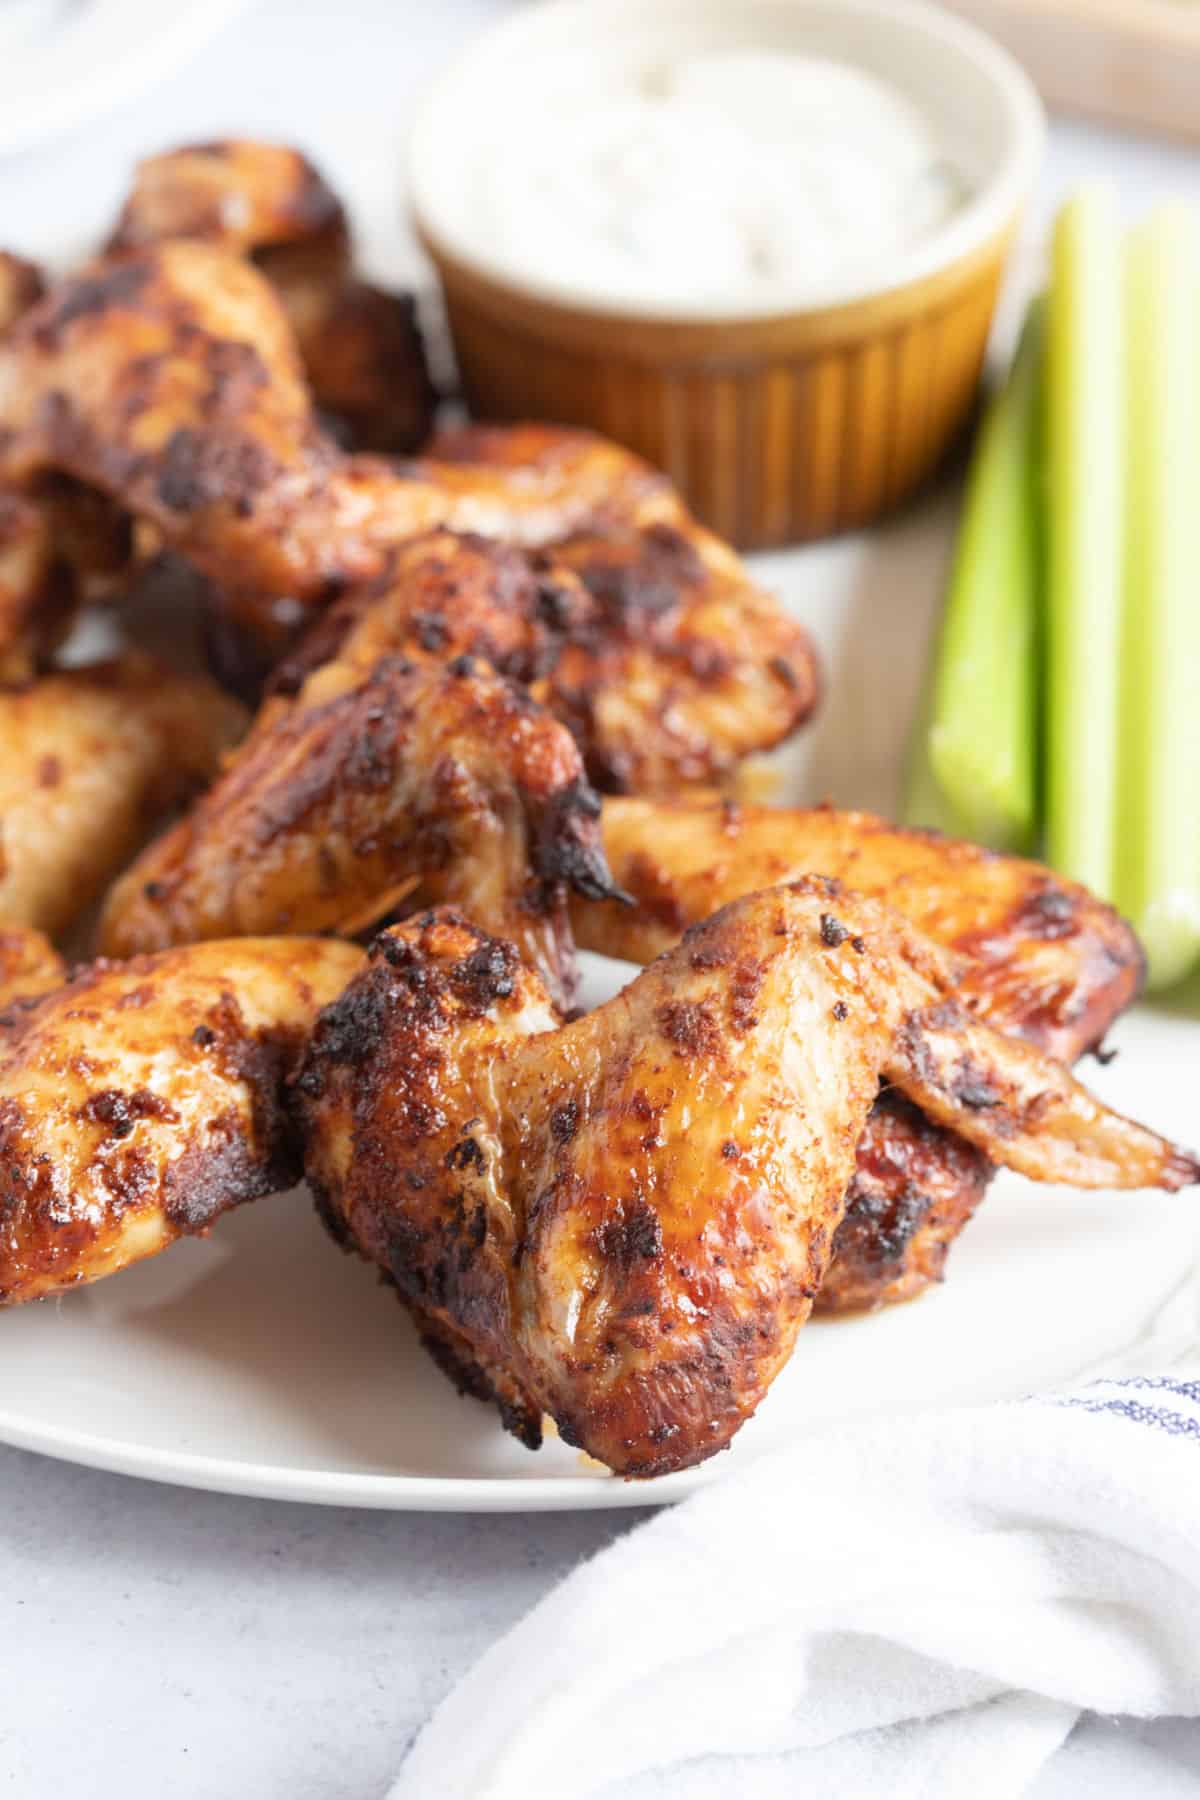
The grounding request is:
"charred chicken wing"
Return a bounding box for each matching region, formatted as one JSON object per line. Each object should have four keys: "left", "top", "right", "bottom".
{"left": 294, "top": 888, "right": 1195, "bottom": 1476}
{"left": 98, "top": 653, "right": 614, "bottom": 1006}
{"left": 0, "top": 936, "right": 362, "bottom": 1305}
{"left": 107, "top": 139, "right": 435, "bottom": 453}
{"left": 0, "top": 655, "right": 244, "bottom": 939}
{"left": 572, "top": 796, "right": 1146, "bottom": 1310}
{"left": 270, "top": 526, "right": 818, "bottom": 794}
{"left": 0, "top": 246, "right": 817, "bottom": 789}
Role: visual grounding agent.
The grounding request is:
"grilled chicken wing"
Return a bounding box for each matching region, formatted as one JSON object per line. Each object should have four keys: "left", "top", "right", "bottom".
{"left": 107, "top": 139, "right": 434, "bottom": 453}
{"left": 98, "top": 653, "right": 614, "bottom": 1006}
{"left": 270, "top": 526, "right": 818, "bottom": 794}
{"left": 0, "top": 936, "right": 362, "bottom": 1305}
{"left": 0, "top": 246, "right": 817, "bottom": 788}
{"left": 294, "top": 888, "right": 1196, "bottom": 1476}
{"left": 0, "top": 926, "right": 64, "bottom": 1004}
{"left": 0, "top": 478, "right": 132, "bottom": 681}
{"left": 572, "top": 796, "right": 1146, "bottom": 1310}
{"left": 574, "top": 798, "right": 1142, "bottom": 1058}
{"left": 0, "top": 252, "right": 43, "bottom": 335}
{"left": 0, "top": 655, "right": 244, "bottom": 938}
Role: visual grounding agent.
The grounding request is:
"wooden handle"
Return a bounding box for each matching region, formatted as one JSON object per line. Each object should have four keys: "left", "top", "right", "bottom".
{"left": 942, "top": 0, "right": 1200, "bottom": 142}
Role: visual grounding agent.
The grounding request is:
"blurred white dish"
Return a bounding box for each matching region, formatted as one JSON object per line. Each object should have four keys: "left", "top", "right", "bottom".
{"left": 0, "top": 0, "right": 248, "bottom": 155}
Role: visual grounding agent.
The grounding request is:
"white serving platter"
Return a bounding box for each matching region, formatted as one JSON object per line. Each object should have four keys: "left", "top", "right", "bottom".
{"left": 1, "top": 496, "right": 1196, "bottom": 1510}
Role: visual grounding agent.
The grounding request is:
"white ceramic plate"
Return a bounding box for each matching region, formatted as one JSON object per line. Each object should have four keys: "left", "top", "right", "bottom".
{"left": 1, "top": 510, "right": 1196, "bottom": 1509}
{"left": 0, "top": 948, "right": 1196, "bottom": 1512}
{"left": 0, "top": 0, "right": 249, "bottom": 155}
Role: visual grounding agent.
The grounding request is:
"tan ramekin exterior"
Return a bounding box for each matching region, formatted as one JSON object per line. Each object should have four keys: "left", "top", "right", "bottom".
{"left": 423, "top": 221, "right": 1015, "bottom": 551}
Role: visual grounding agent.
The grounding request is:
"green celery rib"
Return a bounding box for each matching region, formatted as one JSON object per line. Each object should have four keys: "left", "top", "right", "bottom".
{"left": 1044, "top": 188, "right": 1125, "bottom": 897}
{"left": 1113, "top": 205, "right": 1200, "bottom": 990}
{"left": 920, "top": 300, "right": 1043, "bottom": 851}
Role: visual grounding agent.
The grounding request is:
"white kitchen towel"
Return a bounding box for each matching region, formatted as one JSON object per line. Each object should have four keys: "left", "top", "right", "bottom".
{"left": 391, "top": 1375, "right": 1200, "bottom": 1799}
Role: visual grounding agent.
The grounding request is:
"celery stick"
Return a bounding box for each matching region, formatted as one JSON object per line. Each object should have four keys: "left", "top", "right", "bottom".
{"left": 1044, "top": 189, "right": 1125, "bottom": 897}
{"left": 920, "top": 301, "right": 1043, "bottom": 851}
{"left": 904, "top": 661, "right": 969, "bottom": 837}
{"left": 1113, "top": 206, "right": 1200, "bottom": 990}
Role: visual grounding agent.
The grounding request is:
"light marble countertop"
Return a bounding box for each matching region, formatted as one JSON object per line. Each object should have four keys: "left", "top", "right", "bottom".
{"left": 2, "top": 4, "right": 1200, "bottom": 1795}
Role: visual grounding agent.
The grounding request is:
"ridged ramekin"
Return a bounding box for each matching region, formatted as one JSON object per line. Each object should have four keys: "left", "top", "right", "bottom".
{"left": 410, "top": 0, "right": 1044, "bottom": 550}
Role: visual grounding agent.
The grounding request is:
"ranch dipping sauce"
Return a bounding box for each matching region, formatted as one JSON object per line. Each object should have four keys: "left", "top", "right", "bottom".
{"left": 466, "top": 50, "right": 970, "bottom": 313}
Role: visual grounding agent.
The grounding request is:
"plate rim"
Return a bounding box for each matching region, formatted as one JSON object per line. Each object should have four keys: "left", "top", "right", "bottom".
{"left": 0, "top": 1404, "right": 715, "bottom": 1511}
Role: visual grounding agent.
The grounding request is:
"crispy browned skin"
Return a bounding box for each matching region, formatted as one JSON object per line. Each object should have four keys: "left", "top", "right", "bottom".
{"left": 0, "top": 927, "right": 64, "bottom": 1004}
{"left": 108, "top": 140, "right": 435, "bottom": 453}
{"left": 573, "top": 797, "right": 1147, "bottom": 1310}
{"left": 0, "top": 491, "right": 75, "bottom": 681}
{"left": 0, "top": 936, "right": 363, "bottom": 1305}
{"left": 0, "top": 654, "right": 245, "bottom": 939}
{"left": 0, "top": 477, "right": 132, "bottom": 681}
{"left": 576, "top": 798, "right": 1143, "bottom": 1057}
{"left": 294, "top": 888, "right": 1195, "bottom": 1476}
{"left": 0, "top": 249, "right": 618, "bottom": 603}
{"left": 98, "top": 653, "right": 614, "bottom": 1006}
{"left": 0, "top": 244, "right": 818, "bottom": 790}
{"left": 271, "top": 527, "right": 818, "bottom": 794}
{"left": 0, "top": 252, "right": 44, "bottom": 336}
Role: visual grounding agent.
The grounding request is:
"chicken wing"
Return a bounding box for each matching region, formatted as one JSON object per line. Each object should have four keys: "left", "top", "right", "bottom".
{"left": 0, "top": 655, "right": 245, "bottom": 938}
{"left": 107, "top": 139, "right": 435, "bottom": 453}
{"left": 98, "top": 653, "right": 614, "bottom": 1006}
{"left": 0, "top": 492, "right": 75, "bottom": 681}
{"left": 0, "top": 936, "right": 362, "bottom": 1305}
{"left": 572, "top": 796, "right": 1146, "bottom": 1310}
{"left": 0, "top": 926, "right": 64, "bottom": 1005}
{"left": 0, "top": 246, "right": 818, "bottom": 789}
{"left": 270, "top": 526, "right": 818, "bottom": 794}
{"left": 574, "top": 798, "right": 1142, "bottom": 1058}
{"left": 0, "top": 252, "right": 43, "bottom": 336}
{"left": 294, "top": 888, "right": 1195, "bottom": 1476}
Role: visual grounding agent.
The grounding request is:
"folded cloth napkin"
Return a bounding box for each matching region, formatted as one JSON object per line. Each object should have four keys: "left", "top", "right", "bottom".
{"left": 391, "top": 1375, "right": 1200, "bottom": 1800}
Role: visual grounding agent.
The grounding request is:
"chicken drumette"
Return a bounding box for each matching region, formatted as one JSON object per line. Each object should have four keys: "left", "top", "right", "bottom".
{"left": 294, "top": 888, "right": 1195, "bottom": 1476}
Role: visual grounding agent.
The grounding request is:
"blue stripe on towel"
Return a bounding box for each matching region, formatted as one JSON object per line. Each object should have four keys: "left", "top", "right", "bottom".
{"left": 1042, "top": 1377, "right": 1200, "bottom": 1442}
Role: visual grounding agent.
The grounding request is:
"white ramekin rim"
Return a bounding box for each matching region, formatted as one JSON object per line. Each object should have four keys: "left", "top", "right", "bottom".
{"left": 408, "top": 0, "right": 1046, "bottom": 325}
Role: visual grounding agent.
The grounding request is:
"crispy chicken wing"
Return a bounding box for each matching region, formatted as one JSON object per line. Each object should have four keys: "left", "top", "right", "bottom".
{"left": 0, "top": 247, "right": 626, "bottom": 611}
{"left": 0, "top": 936, "right": 362, "bottom": 1305}
{"left": 108, "top": 139, "right": 435, "bottom": 453}
{"left": 270, "top": 526, "right": 818, "bottom": 794}
{"left": 574, "top": 798, "right": 1142, "bottom": 1058}
{"left": 0, "top": 252, "right": 43, "bottom": 336}
{"left": 98, "top": 653, "right": 614, "bottom": 1006}
{"left": 0, "top": 491, "right": 76, "bottom": 681}
{"left": 0, "top": 654, "right": 245, "bottom": 938}
{"left": 294, "top": 888, "right": 1195, "bottom": 1476}
{"left": 0, "top": 246, "right": 818, "bottom": 788}
{"left": 0, "top": 927, "right": 64, "bottom": 1004}
{"left": 0, "top": 476, "right": 132, "bottom": 681}
{"left": 573, "top": 796, "right": 1146, "bottom": 1310}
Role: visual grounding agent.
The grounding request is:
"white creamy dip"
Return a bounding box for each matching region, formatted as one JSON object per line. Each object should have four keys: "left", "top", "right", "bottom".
{"left": 464, "top": 50, "right": 968, "bottom": 312}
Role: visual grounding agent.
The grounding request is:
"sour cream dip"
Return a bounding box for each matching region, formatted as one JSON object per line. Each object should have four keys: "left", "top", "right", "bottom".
{"left": 460, "top": 50, "right": 969, "bottom": 313}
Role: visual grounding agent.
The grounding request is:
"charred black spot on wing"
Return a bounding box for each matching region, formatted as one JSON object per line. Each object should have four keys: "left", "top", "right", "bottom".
{"left": 534, "top": 774, "right": 620, "bottom": 903}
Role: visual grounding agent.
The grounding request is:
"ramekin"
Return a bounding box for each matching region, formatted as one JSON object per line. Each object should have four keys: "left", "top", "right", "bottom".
{"left": 410, "top": 0, "right": 1045, "bottom": 548}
